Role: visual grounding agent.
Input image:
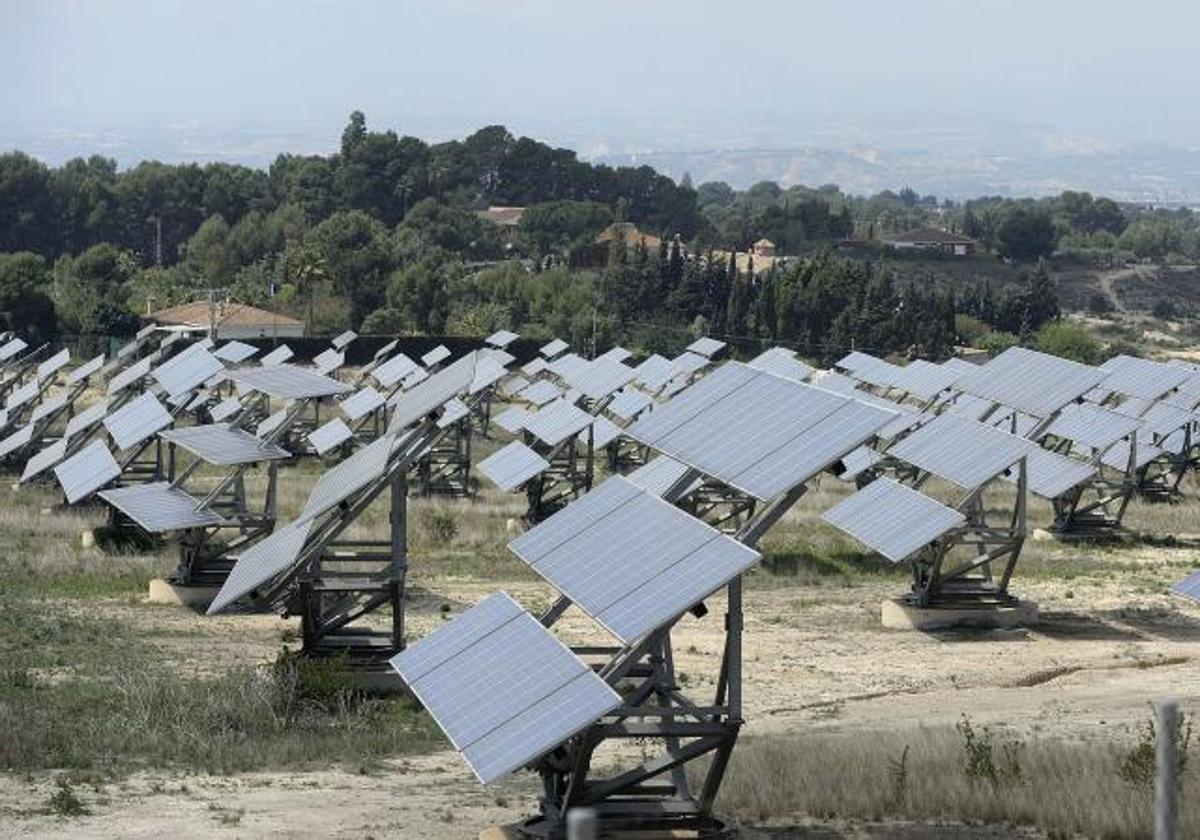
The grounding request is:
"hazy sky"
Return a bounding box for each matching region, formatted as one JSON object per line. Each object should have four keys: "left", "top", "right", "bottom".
{"left": 3, "top": 0, "right": 1199, "bottom": 158}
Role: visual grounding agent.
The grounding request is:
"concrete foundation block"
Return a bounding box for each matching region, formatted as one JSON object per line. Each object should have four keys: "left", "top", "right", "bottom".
{"left": 147, "top": 578, "right": 220, "bottom": 607}
{"left": 881, "top": 597, "right": 1038, "bottom": 631}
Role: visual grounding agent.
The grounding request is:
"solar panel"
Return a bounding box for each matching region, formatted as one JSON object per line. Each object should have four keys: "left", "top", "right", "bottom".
{"left": 214, "top": 341, "right": 260, "bottom": 363}
{"left": 160, "top": 424, "right": 291, "bottom": 465}
{"left": 390, "top": 591, "right": 622, "bottom": 784}
{"left": 886, "top": 413, "right": 1027, "bottom": 490}
{"left": 259, "top": 344, "right": 293, "bottom": 366}
{"left": 607, "top": 386, "right": 654, "bottom": 421}
{"left": 422, "top": 345, "right": 451, "bottom": 367}
{"left": 999, "top": 445, "right": 1096, "bottom": 500}
{"left": 21, "top": 438, "right": 67, "bottom": 482}
{"left": 836, "top": 350, "right": 884, "bottom": 374}
{"left": 207, "top": 519, "right": 314, "bottom": 614}
{"left": 822, "top": 477, "right": 965, "bottom": 562}
{"left": 5, "top": 379, "right": 39, "bottom": 411}
{"left": 312, "top": 348, "right": 345, "bottom": 375}
{"left": 209, "top": 396, "right": 243, "bottom": 422}
{"left": 1042, "top": 402, "right": 1142, "bottom": 451}
{"left": 1098, "top": 354, "right": 1192, "bottom": 401}
{"left": 485, "top": 329, "right": 519, "bottom": 348}
{"left": 228, "top": 364, "right": 353, "bottom": 399}
{"left": 66, "top": 354, "right": 105, "bottom": 385}
{"left": 522, "top": 399, "right": 595, "bottom": 447}
{"left": 1169, "top": 567, "right": 1200, "bottom": 603}
{"left": 626, "top": 455, "right": 699, "bottom": 498}
{"left": 812, "top": 370, "right": 860, "bottom": 395}
{"left": 671, "top": 351, "right": 709, "bottom": 375}
{"left": 944, "top": 391, "right": 995, "bottom": 421}
{"left": 340, "top": 386, "right": 385, "bottom": 421}
{"left": 371, "top": 353, "right": 419, "bottom": 387}
{"left": 99, "top": 482, "right": 227, "bottom": 532}
{"left": 0, "top": 337, "right": 27, "bottom": 362}
{"left": 494, "top": 406, "right": 532, "bottom": 434}
{"left": 686, "top": 337, "right": 726, "bottom": 358}
{"left": 747, "top": 347, "right": 814, "bottom": 381}
{"left": 511, "top": 476, "right": 761, "bottom": 643}
{"left": 941, "top": 357, "right": 979, "bottom": 374}
{"left": 54, "top": 441, "right": 122, "bottom": 503}
{"left": 388, "top": 353, "right": 479, "bottom": 433}
{"left": 103, "top": 393, "right": 172, "bottom": 451}
{"left": 331, "top": 330, "right": 357, "bottom": 350}
{"left": 37, "top": 348, "right": 71, "bottom": 381}
{"left": 65, "top": 399, "right": 109, "bottom": 438}
{"left": 481, "top": 347, "right": 515, "bottom": 368}
{"left": 308, "top": 418, "right": 353, "bottom": 455}
{"left": 521, "top": 356, "right": 549, "bottom": 377}
{"left": 599, "top": 346, "right": 633, "bottom": 363}
{"left": 107, "top": 357, "right": 151, "bottom": 395}
{"left": 0, "top": 424, "right": 32, "bottom": 458}
{"left": 469, "top": 356, "right": 508, "bottom": 394}
{"left": 839, "top": 446, "right": 882, "bottom": 482}
{"left": 30, "top": 393, "right": 67, "bottom": 423}
{"left": 548, "top": 353, "right": 589, "bottom": 381}
{"left": 953, "top": 346, "right": 1103, "bottom": 418}
{"left": 586, "top": 415, "right": 623, "bottom": 449}
{"left": 894, "top": 360, "right": 961, "bottom": 400}
{"left": 438, "top": 398, "right": 470, "bottom": 428}
{"left": 1100, "top": 438, "right": 1163, "bottom": 471}
{"left": 627, "top": 363, "right": 895, "bottom": 500}
{"left": 478, "top": 441, "right": 550, "bottom": 491}
{"left": 516, "top": 380, "right": 563, "bottom": 406}
{"left": 373, "top": 339, "right": 399, "bottom": 361}
{"left": 540, "top": 338, "right": 569, "bottom": 359}
{"left": 561, "top": 356, "right": 637, "bottom": 400}
{"left": 256, "top": 407, "right": 290, "bottom": 438}
{"left": 499, "top": 375, "right": 531, "bottom": 397}
{"left": 153, "top": 346, "right": 224, "bottom": 396}
{"left": 402, "top": 367, "right": 430, "bottom": 390}
{"left": 298, "top": 434, "right": 394, "bottom": 523}
{"left": 632, "top": 355, "right": 681, "bottom": 391}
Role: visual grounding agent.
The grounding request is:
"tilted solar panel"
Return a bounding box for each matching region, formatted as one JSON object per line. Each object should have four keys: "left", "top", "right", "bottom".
{"left": 37, "top": 348, "right": 71, "bottom": 381}
{"left": 160, "top": 423, "right": 291, "bottom": 465}
{"left": 103, "top": 392, "right": 172, "bottom": 451}
{"left": 422, "top": 345, "right": 451, "bottom": 367}
{"left": 298, "top": 434, "right": 394, "bottom": 523}
{"left": 107, "top": 357, "right": 152, "bottom": 396}
{"left": 522, "top": 399, "right": 594, "bottom": 447}
{"left": 308, "top": 417, "right": 353, "bottom": 455}
{"left": 228, "top": 364, "right": 353, "bottom": 399}
{"left": 485, "top": 329, "right": 519, "bottom": 348}
{"left": 494, "top": 406, "right": 532, "bottom": 434}
{"left": 339, "top": 386, "right": 385, "bottom": 421}
{"left": 54, "top": 440, "right": 121, "bottom": 503}
{"left": 390, "top": 592, "right": 621, "bottom": 784}
{"left": 99, "top": 482, "right": 226, "bottom": 533}
{"left": 478, "top": 441, "right": 550, "bottom": 491}
{"left": 747, "top": 347, "right": 814, "bottom": 381}
{"left": 886, "top": 413, "right": 1027, "bottom": 490}
{"left": 516, "top": 379, "right": 563, "bottom": 407}
{"left": 66, "top": 354, "right": 105, "bottom": 385}
{"left": 1098, "top": 354, "right": 1192, "bottom": 401}
{"left": 207, "top": 519, "right": 315, "bottom": 614}
{"left": 952, "top": 346, "right": 1103, "bottom": 418}
{"left": 539, "top": 338, "right": 569, "bottom": 359}
{"left": 259, "top": 344, "right": 294, "bottom": 366}
{"left": 823, "top": 477, "right": 965, "bottom": 562}
{"left": 686, "top": 336, "right": 726, "bottom": 358}
{"left": 153, "top": 346, "right": 224, "bottom": 397}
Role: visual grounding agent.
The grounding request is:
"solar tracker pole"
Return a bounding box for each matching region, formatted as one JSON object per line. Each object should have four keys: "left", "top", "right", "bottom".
{"left": 390, "top": 471, "right": 408, "bottom": 650}
{"left": 1156, "top": 700, "right": 1179, "bottom": 840}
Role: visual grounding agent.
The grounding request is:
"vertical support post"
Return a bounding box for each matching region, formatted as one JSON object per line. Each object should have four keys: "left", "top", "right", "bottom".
{"left": 390, "top": 470, "right": 408, "bottom": 651}
{"left": 1156, "top": 699, "right": 1178, "bottom": 840}
{"left": 727, "top": 577, "right": 742, "bottom": 719}
{"left": 566, "top": 807, "right": 597, "bottom": 840}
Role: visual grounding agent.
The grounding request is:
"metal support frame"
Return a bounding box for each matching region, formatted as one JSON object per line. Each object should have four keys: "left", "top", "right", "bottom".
{"left": 417, "top": 416, "right": 473, "bottom": 497}
{"left": 524, "top": 428, "right": 596, "bottom": 523}
{"left": 515, "top": 483, "right": 806, "bottom": 838}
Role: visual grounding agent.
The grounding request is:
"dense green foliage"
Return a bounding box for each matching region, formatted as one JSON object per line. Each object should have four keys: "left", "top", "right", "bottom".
{"left": 0, "top": 112, "right": 1185, "bottom": 358}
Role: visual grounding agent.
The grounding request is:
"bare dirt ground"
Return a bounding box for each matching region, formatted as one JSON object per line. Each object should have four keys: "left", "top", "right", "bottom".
{"left": 3, "top": 559, "right": 1198, "bottom": 839}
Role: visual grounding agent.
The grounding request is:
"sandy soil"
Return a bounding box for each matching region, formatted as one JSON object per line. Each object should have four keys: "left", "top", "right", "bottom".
{"left": 3, "top": 565, "right": 1200, "bottom": 838}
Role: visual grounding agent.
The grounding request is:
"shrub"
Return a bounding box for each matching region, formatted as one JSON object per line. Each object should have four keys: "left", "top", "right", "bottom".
{"left": 1034, "top": 320, "right": 1101, "bottom": 364}
{"left": 421, "top": 509, "right": 460, "bottom": 545}
{"left": 978, "top": 330, "right": 1018, "bottom": 357}
{"left": 1119, "top": 710, "right": 1192, "bottom": 791}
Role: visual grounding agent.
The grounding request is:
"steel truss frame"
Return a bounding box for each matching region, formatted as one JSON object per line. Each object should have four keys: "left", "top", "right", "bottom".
{"left": 514, "top": 479, "right": 805, "bottom": 838}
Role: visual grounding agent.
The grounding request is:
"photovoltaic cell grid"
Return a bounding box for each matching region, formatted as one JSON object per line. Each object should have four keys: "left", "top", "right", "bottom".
{"left": 103, "top": 393, "right": 172, "bottom": 451}
{"left": 228, "top": 364, "right": 353, "bottom": 399}
{"left": 548, "top": 353, "right": 589, "bottom": 381}
{"left": 561, "top": 356, "right": 637, "bottom": 400}
{"left": 55, "top": 440, "right": 121, "bottom": 503}
{"left": 373, "top": 339, "right": 399, "bottom": 361}
{"left": 21, "top": 438, "right": 67, "bottom": 482}
{"left": 478, "top": 441, "right": 550, "bottom": 491}
{"left": 256, "top": 407, "right": 290, "bottom": 438}
{"left": 516, "top": 379, "right": 562, "bottom": 407}
{"left": 331, "top": 330, "right": 357, "bottom": 350}
{"left": 998, "top": 445, "right": 1096, "bottom": 500}
{"left": 438, "top": 398, "right": 470, "bottom": 428}
{"left": 65, "top": 399, "right": 109, "bottom": 438}
{"left": 823, "top": 477, "right": 965, "bottom": 563}
{"left": 510, "top": 476, "right": 762, "bottom": 643}
{"left": 485, "top": 329, "right": 519, "bottom": 348}
{"left": 499, "top": 375, "right": 530, "bottom": 398}
{"left": 37, "top": 348, "right": 71, "bottom": 381}
{"left": 208, "top": 518, "right": 315, "bottom": 614}
{"left": 469, "top": 356, "right": 508, "bottom": 394}
{"left": 0, "top": 424, "right": 32, "bottom": 458}
{"left": 952, "top": 346, "right": 1104, "bottom": 418}
{"left": 539, "top": 338, "right": 569, "bottom": 359}
{"left": 308, "top": 418, "right": 353, "bottom": 455}
{"left": 686, "top": 336, "right": 726, "bottom": 358}
{"left": 390, "top": 592, "right": 622, "bottom": 785}
{"left": 599, "top": 346, "right": 633, "bottom": 363}
{"left": 671, "top": 351, "right": 709, "bottom": 375}
{"left": 1042, "top": 402, "right": 1142, "bottom": 451}
{"left": 298, "top": 434, "right": 394, "bottom": 523}
{"left": 521, "top": 357, "right": 549, "bottom": 377}
{"left": 0, "top": 338, "right": 27, "bottom": 362}
{"left": 214, "top": 341, "right": 260, "bottom": 363}
{"left": 371, "top": 353, "right": 419, "bottom": 387}
{"left": 481, "top": 348, "right": 515, "bottom": 368}
{"left": 1100, "top": 438, "right": 1164, "bottom": 472}
{"left": 586, "top": 415, "right": 623, "bottom": 449}
{"left": 494, "top": 406, "right": 531, "bottom": 434}
{"left": 422, "top": 345, "right": 452, "bottom": 367}
{"left": 838, "top": 446, "right": 882, "bottom": 482}
{"left": 626, "top": 455, "right": 699, "bottom": 499}
{"left": 339, "top": 386, "right": 385, "bottom": 421}
{"left": 5, "top": 380, "right": 39, "bottom": 412}
{"left": 260, "top": 345, "right": 293, "bottom": 366}
{"left": 606, "top": 386, "right": 653, "bottom": 421}
{"left": 312, "top": 348, "right": 345, "bottom": 375}
{"left": 886, "top": 413, "right": 1027, "bottom": 490}
{"left": 522, "top": 399, "right": 595, "bottom": 447}
{"left": 153, "top": 346, "right": 224, "bottom": 397}
{"left": 66, "top": 354, "right": 105, "bottom": 385}
{"left": 99, "top": 482, "right": 226, "bottom": 533}
{"left": 388, "top": 353, "right": 479, "bottom": 433}
{"left": 209, "top": 396, "right": 243, "bottom": 422}
{"left": 160, "top": 423, "right": 291, "bottom": 465}
{"left": 626, "top": 363, "right": 896, "bottom": 501}
{"left": 1098, "top": 354, "right": 1192, "bottom": 401}
{"left": 107, "top": 357, "right": 151, "bottom": 395}
{"left": 30, "top": 394, "right": 67, "bottom": 423}
{"left": 746, "top": 347, "right": 814, "bottom": 382}
{"left": 633, "top": 354, "right": 679, "bottom": 391}
{"left": 1169, "top": 568, "right": 1200, "bottom": 603}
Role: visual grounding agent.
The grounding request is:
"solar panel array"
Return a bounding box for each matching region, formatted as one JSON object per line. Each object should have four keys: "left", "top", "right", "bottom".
{"left": 823, "top": 477, "right": 965, "bottom": 562}
{"left": 953, "top": 346, "right": 1104, "bottom": 418}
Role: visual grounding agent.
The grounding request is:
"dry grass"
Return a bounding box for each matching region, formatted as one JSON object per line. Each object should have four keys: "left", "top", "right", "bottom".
{"left": 714, "top": 724, "right": 1197, "bottom": 839}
